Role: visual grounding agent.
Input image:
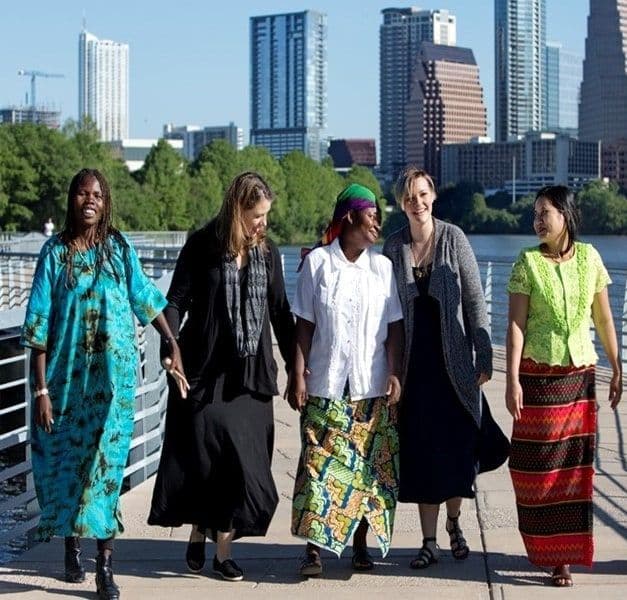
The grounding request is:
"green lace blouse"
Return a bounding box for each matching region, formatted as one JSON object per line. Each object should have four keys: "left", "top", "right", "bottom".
{"left": 507, "top": 242, "right": 611, "bottom": 367}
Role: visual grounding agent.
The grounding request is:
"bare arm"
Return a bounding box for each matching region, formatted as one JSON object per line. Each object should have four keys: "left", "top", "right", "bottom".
{"left": 32, "top": 349, "right": 54, "bottom": 433}
{"left": 384, "top": 320, "right": 404, "bottom": 405}
{"left": 506, "top": 293, "right": 529, "bottom": 420}
{"left": 287, "top": 317, "right": 315, "bottom": 412}
{"left": 592, "top": 288, "right": 623, "bottom": 409}
{"left": 152, "top": 313, "right": 190, "bottom": 399}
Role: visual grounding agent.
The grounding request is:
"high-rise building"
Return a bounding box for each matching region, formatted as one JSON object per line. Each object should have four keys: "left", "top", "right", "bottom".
{"left": 79, "top": 28, "right": 129, "bottom": 142}
{"left": 250, "top": 11, "right": 327, "bottom": 161}
{"left": 405, "top": 43, "right": 487, "bottom": 184}
{"left": 380, "top": 7, "right": 456, "bottom": 180}
{"left": 579, "top": 0, "right": 627, "bottom": 143}
{"left": 328, "top": 139, "right": 377, "bottom": 170}
{"left": 495, "top": 0, "right": 546, "bottom": 142}
{"left": 544, "top": 43, "right": 582, "bottom": 135}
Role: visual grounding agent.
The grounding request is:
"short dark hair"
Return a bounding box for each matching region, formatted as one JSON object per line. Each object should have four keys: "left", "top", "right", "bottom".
{"left": 535, "top": 185, "right": 580, "bottom": 252}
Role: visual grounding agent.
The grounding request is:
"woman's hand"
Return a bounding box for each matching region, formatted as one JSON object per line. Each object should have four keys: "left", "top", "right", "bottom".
{"left": 609, "top": 370, "right": 623, "bottom": 410}
{"left": 162, "top": 340, "right": 190, "bottom": 399}
{"left": 35, "top": 394, "right": 54, "bottom": 433}
{"left": 477, "top": 372, "right": 490, "bottom": 386}
{"left": 385, "top": 374, "right": 401, "bottom": 405}
{"left": 506, "top": 379, "right": 523, "bottom": 420}
{"left": 287, "top": 371, "right": 308, "bottom": 412}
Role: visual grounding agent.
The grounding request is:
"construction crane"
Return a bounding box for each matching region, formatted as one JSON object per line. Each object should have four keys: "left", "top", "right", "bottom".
{"left": 17, "top": 69, "right": 64, "bottom": 108}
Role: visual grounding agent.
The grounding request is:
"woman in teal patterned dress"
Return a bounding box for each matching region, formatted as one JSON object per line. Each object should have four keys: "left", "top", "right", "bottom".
{"left": 21, "top": 169, "right": 187, "bottom": 600}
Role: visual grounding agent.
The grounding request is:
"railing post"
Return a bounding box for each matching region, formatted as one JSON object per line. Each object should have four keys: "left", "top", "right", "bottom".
{"left": 484, "top": 261, "right": 492, "bottom": 337}
{"left": 623, "top": 279, "right": 627, "bottom": 378}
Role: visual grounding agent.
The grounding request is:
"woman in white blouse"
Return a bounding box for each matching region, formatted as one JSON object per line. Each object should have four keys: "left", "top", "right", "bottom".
{"left": 288, "top": 183, "right": 403, "bottom": 577}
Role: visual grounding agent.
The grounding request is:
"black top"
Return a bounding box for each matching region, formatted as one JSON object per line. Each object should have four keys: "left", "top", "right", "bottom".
{"left": 163, "top": 219, "right": 294, "bottom": 399}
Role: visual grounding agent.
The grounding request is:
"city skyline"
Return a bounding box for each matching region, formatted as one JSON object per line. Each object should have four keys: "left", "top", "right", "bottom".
{"left": 0, "top": 1, "right": 588, "bottom": 145}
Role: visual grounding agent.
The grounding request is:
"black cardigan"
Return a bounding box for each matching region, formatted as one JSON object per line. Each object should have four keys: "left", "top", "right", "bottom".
{"left": 164, "top": 220, "right": 294, "bottom": 399}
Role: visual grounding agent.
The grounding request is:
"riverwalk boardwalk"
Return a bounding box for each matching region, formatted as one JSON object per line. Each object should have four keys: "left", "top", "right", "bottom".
{"left": 1, "top": 352, "right": 625, "bottom": 599}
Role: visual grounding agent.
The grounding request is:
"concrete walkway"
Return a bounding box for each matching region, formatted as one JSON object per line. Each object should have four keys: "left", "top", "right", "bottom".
{"left": 1, "top": 360, "right": 626, "bottom": 599}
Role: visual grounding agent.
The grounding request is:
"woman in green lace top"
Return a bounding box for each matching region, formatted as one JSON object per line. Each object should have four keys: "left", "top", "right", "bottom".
{"left": 506, "top": 185, "right": 622, "bottom": 587}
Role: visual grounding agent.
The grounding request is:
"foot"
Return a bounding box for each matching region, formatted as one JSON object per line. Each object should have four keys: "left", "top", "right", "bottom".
{"left": 551, "top": 565, "right": 573, "bottom": 587}
{"left": 351, "top": 546, "right": 374, "bottom": 571}
{"left": 64, "top": 539, "right": 86, "bottom": 583}
{"left": 446, "top": 512, "right": 470, "bottom": 560}
{"left": 95, "top": 553, "right": 120, "bottom": 600}
{"left": 185, "top": 533, "right": 206, "bottom": 573}
{"left": 299, "top": 548, "right": 323, "bottom": 577}
{"left": 212, "top": 555, "right": 244, "bottom": 582}
{"left": 409, "top": 537, "right": 439, "bottom": 569}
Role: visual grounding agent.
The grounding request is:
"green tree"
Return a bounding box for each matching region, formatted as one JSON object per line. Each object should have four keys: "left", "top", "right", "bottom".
{"left": 134, "top": 140, "right": 192, "bottom": 230}
{"left": 194, "top": 139, "right": 241, "bottom": 192}
{"left": 577, "top": 180, "right": 627, "bottom": 234}
{"left": 188, "top": 162, "right": 223, "bottom": 230}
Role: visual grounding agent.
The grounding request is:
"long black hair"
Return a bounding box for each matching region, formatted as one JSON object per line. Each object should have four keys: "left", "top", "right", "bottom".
{"left": 535, "top": 185, "right": 580, "bottom": 254}
{"left": 59, "top": 168, "right": 126, "bottom": 287}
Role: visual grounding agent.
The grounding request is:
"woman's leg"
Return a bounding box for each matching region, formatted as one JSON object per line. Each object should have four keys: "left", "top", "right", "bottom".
{"left": 351, "top": 517, "right": 374, "bottom": 571}
{"left": 299, "top": 542, "right": 323, "bottom": 576}
{"left": 186, "top": 525, "right": 206, "bottom": 573}
{"left": 215, "top": 529, "right": 235, "bottom": 562}
{"left": 95, "top": 538, "right": 119, "bottom": 599}
{"left": 410, "top": 503, "right": 440, "bottom": 569}
{"left": 445, "top": 497, "right": 470, "bottom": 559}
{"left": 212, "top": 529, "right": 243, "bottom": 581}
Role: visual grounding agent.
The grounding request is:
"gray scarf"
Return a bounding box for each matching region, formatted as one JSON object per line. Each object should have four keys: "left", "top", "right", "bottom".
{"left": 222, "top": 245, "right": 267, "bottom": 357}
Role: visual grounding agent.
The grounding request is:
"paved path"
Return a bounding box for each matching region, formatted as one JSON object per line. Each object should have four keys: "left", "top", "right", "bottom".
{"left": 2, "top": 358, "right": 626, "bottom": 599}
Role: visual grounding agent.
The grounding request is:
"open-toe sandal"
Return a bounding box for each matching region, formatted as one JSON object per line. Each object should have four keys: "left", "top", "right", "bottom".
{"left": 446, "top": 512, "right": 470, "bottom": 560}
{"left": 409, "top": 538, "right": 439, "bottom": 569}
{"left": 551, "top": 565, "right": 573, "bottom": 587}
{"left": 352, "top": 546, "right": 374, "bottom": 571}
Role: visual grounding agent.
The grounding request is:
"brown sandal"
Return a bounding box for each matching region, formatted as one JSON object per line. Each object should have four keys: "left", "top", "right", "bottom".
{"left": 551, "top": 565, "right": 573, "bottom": 587}
{"left": 300, "top": 549, "right": 322, "bottom": 576}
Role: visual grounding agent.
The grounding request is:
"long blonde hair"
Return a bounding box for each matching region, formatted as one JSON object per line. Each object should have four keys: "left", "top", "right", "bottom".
{"left": 216, "top": 171, "right": 273, "bottom": 257}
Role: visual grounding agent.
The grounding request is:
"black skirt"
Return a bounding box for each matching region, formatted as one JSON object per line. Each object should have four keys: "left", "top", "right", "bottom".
{"left": 147, "top": 372, "right": 278, "bottom": 540}
{"left": 399, "top": 268, "right": 479, "bottom": 504}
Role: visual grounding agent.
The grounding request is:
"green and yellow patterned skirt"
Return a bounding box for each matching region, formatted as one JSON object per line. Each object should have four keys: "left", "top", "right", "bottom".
{"left": 291, "top": 394, "right": 399, "bottom": 557}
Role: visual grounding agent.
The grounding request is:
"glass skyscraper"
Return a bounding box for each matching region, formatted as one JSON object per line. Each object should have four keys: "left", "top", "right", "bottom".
{"left": 379, "top": 7, "right": 456, "bottom": 180}
{"left": 249, "top": 11, "right": 327, "bottom": 161}
{"left": 78, "top": 29, "right": 129, "bottom": 142}
{"left": 579, "top": 0, "right": 627, "bottom": 143}
{"left": 544, "top": 43, "right": 582, "bottom": 135}
{"left": 495, "top": 0, "right": 546, "bottom": 142}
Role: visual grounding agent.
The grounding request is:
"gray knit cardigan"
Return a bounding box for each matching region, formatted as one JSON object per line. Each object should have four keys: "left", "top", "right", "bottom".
{"left": 382, "top": 219, "right": 492, "bottom": 427}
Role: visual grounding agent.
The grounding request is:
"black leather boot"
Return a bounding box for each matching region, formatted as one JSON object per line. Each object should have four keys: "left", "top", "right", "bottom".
{"left": 64, "top": 537, "right": 85, "bottom": 583}
{"left": 95, "top": 553, "right": 120, "bottom": 599}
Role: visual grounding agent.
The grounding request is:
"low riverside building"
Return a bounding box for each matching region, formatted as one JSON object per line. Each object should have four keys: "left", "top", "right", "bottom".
{"left": 327, "top": 139, "right": 376, "bottom": 172}
{"left": 107, "top": 138, "right": 184, "bottom": 171}
{"left": 163, "top": 122, "right": 244, "bottom": 161}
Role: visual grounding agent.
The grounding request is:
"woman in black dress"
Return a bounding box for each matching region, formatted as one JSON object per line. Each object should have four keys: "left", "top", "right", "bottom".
{"left": 383, "top": 167, "right": 507, "bottom": 569}
{"left": 148, "top": 172, "right": 294, "bottom": 581}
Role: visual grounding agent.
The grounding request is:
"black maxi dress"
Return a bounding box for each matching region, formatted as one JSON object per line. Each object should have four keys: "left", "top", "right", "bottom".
{"left": 148, "top": 221, "right": 294, "bottom": 539}
{"left": 398, "top": 265, "right": 479, "bottom": 504}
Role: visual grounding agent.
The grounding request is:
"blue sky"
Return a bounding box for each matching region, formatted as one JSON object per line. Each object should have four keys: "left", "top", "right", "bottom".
{"left": 0, "top": 1, "right": 588, "bottom": 143}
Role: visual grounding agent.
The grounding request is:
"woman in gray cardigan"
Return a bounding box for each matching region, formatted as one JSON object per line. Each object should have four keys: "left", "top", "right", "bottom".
{"left": 383, "top": 167, "right": 494, "bottom": 569}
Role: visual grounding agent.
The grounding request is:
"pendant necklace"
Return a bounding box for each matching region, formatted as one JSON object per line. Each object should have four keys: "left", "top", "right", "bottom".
{"left": 411, "top": 226, "right": 435, "bottom": 280}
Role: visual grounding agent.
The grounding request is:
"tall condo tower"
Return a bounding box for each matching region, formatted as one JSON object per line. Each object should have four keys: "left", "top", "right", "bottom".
{"left": 250, "top": 11, "right": 327, "bottom": 161}
{"left": 79, "top": 28, "right": 129, "bottom": 142}
{"left": 495, "top": 0, "right": 546, "bottom": 141}
{"left": 579, "top": 0, "right": 627, "bottom": 143}
{"left": 405, "top": 43, "right": 487, "bottom": 183}
{"left": 380, "top": 7, "right": 456, "bottom": 180}
{"left": 544, "top": 43, "right": 582, "bottom": 135}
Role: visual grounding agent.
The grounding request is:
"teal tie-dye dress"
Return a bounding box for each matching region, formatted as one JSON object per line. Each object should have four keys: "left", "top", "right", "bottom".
{"left": 21, "top": 234, "right": 167, "bottom": 541}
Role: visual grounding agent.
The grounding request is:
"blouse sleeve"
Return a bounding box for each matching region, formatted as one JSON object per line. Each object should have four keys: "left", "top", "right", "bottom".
{"left": 21, "top": 241, "right": 56, "bottom": 350}
{"left": 590, "top": 246, "right": 611, "bottom": 293}
{"left": 507, "top": 251, "right": 531, "bottom": 295}
{"left": 292, "top": 252, "right": 316, "bottom": 324}
{"left": 123, "top": 239, "right": 167, "bottom": 326}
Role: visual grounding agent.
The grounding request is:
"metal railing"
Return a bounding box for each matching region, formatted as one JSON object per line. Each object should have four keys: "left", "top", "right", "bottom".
{"left": 1, "top": 249, "right": 626, "bottom": 563}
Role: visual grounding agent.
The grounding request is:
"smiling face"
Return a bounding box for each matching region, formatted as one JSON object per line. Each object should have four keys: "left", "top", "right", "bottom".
{"left": 401, "top": 176, "right": 435, "bottom": 226}
{"left": 352, "top": 207, "right": 381, "bottom": 247}
{"left": 73, "top": 176, "right": 104, "bottom": 230}
{"left": 241, "top": 196, "right": 272, "bottom": 241}
{"left": 533, "top": 196, "right": 567, "bottom": 246}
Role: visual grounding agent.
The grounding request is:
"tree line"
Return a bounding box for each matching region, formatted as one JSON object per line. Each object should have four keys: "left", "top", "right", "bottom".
{"left": 1, "top": 122, "right": 626, "bottom": 241}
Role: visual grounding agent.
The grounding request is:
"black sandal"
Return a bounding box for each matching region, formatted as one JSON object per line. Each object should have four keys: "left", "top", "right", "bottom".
{"left": 446, "top": 512, "right": 470, "bottom": 560}
{"left": 299, "top": 549, "right": 322, "bottom": 577}
{"left": 409, "top": 537, "right": 439, "bottom": 569}
{"left": 352, "top": 546, "right": 374, "bottom": 571}
{"left": 551, "top": 565, "right": 573, "bottom": 587}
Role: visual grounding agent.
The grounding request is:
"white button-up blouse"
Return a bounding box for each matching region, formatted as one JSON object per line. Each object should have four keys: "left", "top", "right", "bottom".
{"left": 292, "top": 239, "right": 403, "bottom": 401}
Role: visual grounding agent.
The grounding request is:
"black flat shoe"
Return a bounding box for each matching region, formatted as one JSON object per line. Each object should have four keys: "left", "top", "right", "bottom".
{"left": 186, "top": 539, "right": 206, "bottom": 573}
{"left": 212, "top": 556, "right": 244, "bottom": 581}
